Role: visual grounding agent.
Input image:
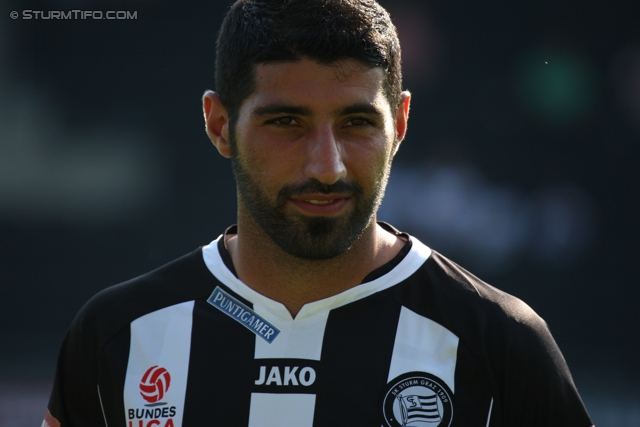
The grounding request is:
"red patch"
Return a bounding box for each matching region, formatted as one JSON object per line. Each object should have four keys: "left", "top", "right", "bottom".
{"left": 139, "top": 366, "right": 171, "bottom": 403}
{"left": 43, "top": 410, "right": 61, "bottom": 427}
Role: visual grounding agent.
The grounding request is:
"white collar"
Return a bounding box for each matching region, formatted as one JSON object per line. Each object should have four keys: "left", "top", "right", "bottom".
{"left": 201, "top": 234, "right": 432, "bottom": 321}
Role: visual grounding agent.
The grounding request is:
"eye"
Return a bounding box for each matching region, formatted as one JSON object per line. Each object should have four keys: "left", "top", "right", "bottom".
{"left": 345, "top": 117, "right": 373, "bottom": 127}
{"left": 270, "top": 117, "right": 298, "bottom": 126}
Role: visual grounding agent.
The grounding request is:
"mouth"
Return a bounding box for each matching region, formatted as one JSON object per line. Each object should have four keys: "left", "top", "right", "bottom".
{"left": 306, "top": 199, "right": 336, "bottom": 205}
{"left": 288, "top": 195, "right": 351, "bottom": 215}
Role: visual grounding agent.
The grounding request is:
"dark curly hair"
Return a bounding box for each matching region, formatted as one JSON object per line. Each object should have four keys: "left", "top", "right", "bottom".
{"left": 215, "top": 0, "right": 403, "bottom": 127}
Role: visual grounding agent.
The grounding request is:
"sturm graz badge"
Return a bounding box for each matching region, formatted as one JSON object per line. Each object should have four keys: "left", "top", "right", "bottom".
{"left": 382, "top": 372, "right": 453, "bottom": 427}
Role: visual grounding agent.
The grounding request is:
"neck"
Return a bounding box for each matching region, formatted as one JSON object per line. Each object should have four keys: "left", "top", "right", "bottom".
{"left": 225, "top": 213, "right": 404, "bottom": 318}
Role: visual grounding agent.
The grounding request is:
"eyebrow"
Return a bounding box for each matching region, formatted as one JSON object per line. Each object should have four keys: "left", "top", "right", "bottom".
{"left": 251, "top": 104, "right": 313, "bottom": 118}
{"left": 337, "top": 103, "right": 384, "bottom": 117}
{"left": 250, "top": 102, "right": 384, "bottom": 119}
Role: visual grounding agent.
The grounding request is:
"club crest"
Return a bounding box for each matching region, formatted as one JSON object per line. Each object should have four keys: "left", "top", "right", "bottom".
{"left": 382, "top": 372, "right": 453, "bottom": 427}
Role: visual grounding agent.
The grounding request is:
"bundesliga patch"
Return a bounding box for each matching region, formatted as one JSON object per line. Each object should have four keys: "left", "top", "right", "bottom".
{"left": 207, "top": 286, "right": 280, "bottom": 343}
{"left": 127, "top": 365, "right": 177, "bottom": 427}
{"left": 382, "top": 372, "right": 453, "bottom": 427}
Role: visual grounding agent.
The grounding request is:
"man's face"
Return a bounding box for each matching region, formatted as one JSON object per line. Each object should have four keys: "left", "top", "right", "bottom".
{"left": 230, "top": 58, "right": 405, "bottom": 260}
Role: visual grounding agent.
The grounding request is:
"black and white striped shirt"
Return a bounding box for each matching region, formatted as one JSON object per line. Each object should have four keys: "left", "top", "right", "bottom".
{"left": 45, "top": 225, "right": 593, "bottom": 427}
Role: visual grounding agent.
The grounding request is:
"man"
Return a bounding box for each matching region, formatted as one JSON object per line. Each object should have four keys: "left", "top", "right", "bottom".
{"left": 44, "top": 0, "right": 594, "bottom": 426}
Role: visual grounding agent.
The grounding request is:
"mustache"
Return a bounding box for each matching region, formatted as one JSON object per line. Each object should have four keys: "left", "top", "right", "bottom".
{"left": 278, "top": 179, "right": 363, "bottom": 200}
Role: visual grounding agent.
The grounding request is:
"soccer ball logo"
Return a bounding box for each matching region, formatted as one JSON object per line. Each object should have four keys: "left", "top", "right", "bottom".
{"left": 139, "top": 365, "right": 171, "bottom": 403}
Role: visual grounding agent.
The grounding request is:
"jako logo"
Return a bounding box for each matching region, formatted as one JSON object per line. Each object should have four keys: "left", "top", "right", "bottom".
{"left": 140, "top": 366, "right": 171, "bottom": 403}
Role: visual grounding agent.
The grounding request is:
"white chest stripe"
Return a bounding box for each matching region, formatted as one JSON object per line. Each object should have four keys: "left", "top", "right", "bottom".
{"left": 388, "top": 306, "right": 459, "bottom": 392}
{"left": 123, "top": 301, "right": 194, "bottom": 427}
{"left": 248, "top": 393, "right": 316, "bottom": 427}
{"left": 248, "top": 299, "right": 328, "bottom": 426}
{"left": 253, "top": 305, "right": 329, "bottom": 360}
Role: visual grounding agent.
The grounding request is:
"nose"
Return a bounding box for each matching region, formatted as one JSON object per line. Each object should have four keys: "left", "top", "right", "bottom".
{"left": 304, "top": 125, "right": 347, "bottom": 185}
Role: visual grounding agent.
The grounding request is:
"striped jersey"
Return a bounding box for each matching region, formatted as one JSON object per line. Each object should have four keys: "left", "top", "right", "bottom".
{"left": 45, "top": 225, "right": 593, "bottom": 427}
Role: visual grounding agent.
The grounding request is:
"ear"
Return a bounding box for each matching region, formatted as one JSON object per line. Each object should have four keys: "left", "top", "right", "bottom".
{"left": 393, "top": 91, "right": 411, "bottom": 155}
{"left": 203, "top": 90, "right": 231, "bottom": 158}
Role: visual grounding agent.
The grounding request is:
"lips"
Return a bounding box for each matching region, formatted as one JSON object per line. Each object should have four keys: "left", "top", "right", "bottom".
{"left": 288, "top": 195, "right": 350, "bottom": 215}
{"left": 306, "top": 199, "right": 335, "bottom": 205}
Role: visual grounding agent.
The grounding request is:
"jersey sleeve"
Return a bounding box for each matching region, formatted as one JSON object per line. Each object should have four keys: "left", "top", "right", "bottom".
{"left": 43, "top": 248, "right": 207, "bottom": 427}
{"left": 488, "top": 299, "right": 594, "bottom": 427}
{"left": 426, "top": 251, "right": 594, "bottom": 426}
{"left": 44, "top": 303, "right": 110, "bottom": 426}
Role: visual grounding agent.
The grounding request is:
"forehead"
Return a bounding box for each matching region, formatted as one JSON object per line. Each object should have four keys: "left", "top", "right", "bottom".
{"left": 242, "top": 58, "right": 390, "bottom": 114}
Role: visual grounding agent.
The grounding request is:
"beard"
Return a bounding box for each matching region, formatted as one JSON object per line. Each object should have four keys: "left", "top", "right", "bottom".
{"left": 230, "top": 141, "right": 391, "bottom": 261}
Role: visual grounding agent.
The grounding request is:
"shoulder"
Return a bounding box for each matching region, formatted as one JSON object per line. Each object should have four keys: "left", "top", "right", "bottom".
{"left": 389, "top": 245, "right": 593, "bottom": 424}
{"left": 46, "top": 247, "right": 220, "bottom": 423}
{"left": 394, "top": 246, "right": 583, "bottom": 393}
{"left": 386, "top": 244, "right": 560, "bottom": 372}
{"left": 70, "top": 247, "right": 215, "bottom": 350}
{"left": 389, "top": 245, "right": 542, "bottom": 334}
{"left": 429, "top": 250, "right": 543, "bottom": 326}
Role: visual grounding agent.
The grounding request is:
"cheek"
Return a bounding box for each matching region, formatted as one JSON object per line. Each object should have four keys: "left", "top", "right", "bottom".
{"left": 346, "top": 138, "right": 393, "bottom": 172}
{"left": 239, "top": 140, "right": 301, "bottom": 190}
